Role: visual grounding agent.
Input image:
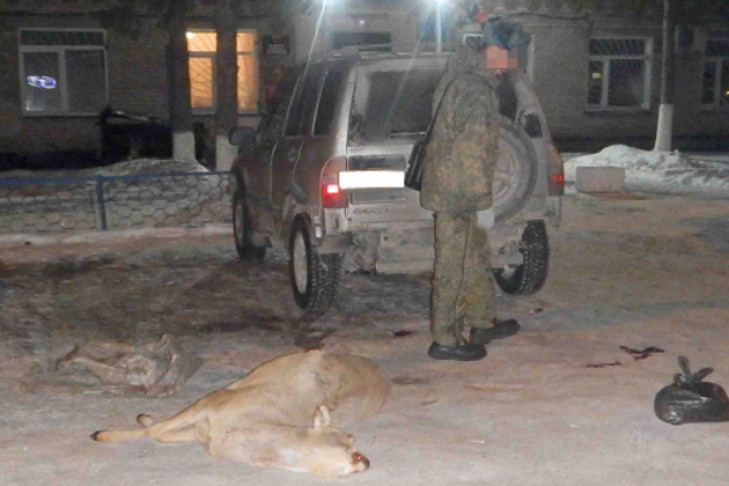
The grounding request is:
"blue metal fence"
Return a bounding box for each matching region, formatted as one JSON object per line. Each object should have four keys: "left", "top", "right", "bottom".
{"left": 0, "top": 171, "right": 231, "bottom": 234}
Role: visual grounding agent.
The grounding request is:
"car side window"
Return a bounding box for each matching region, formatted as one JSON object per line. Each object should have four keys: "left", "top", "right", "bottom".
{"left": 261, "top": 74, "right": 299, "bottom": 146}
{"left": 285, "top": 70, "right": 321, "bottom": 137}
{"left": 314, "top": 69, "right": 344, "bottom": 136}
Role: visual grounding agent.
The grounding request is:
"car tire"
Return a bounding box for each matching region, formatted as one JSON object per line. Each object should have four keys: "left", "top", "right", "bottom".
{"left": 233, "top": 188, "right": 266, "bottom": 261}
{"left": 289, "top": 217, "right": 341, "bottom": 313}
{"left": 494, "top": 116, "right": 538, "bottom": 222}
{"left": 493, "top": 220, "right": 549, "bottom": 295}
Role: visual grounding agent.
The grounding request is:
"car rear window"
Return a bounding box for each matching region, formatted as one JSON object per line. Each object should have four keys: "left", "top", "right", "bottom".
{"left": 314, "top": 69, "right": 344, "bottom": 136}
{"left": 354, "top": 66, "right": 445, "bottom": 141}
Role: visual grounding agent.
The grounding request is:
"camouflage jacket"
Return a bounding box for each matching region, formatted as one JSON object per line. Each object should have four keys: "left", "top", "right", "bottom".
{"left": 420, "top": 47, "right": 500, "bottom": 213}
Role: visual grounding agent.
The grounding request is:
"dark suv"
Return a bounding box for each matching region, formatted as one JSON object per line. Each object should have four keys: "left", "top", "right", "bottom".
{"left": 229, "top": 48, "right": 564, "bottom": 315}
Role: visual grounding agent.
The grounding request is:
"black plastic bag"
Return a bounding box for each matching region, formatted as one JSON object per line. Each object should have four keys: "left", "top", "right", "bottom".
{"left": 654, "top": 356, "right": 729, "bottom": 425}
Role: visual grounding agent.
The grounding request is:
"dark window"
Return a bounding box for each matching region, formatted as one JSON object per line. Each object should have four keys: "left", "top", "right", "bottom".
{"left": 497, "top": 75, "right": 518, "bottom": 120}
{"left": 703, "top": 40, "right": 729, "bottom": 108}
{"left": 587, "top": 60, "right": 604, "bottom": 105}
{"left": 587, "top": 38, "right": 649, "bottom": 110}
{"left": 286, "top": 72, "right": 320, "bottom": 136}
{"left": 357, "top": 68, "right": 444, "bottom": 140}
{"left": 22, "top": 52, "right": 61, "bottom": 112}
{"left": 706, "top": 40, "right": 729, "bottom": 57}
{"left": 607, "top": 58, "right": 645, "bottom": 107}
{"left": 722, "top": 60, "right": 729, "bottom": 108}
{"left": 702, "top": 61, "right": 716, "bottom": 104}
{"left": 66, "top": 50, "right": 106, "bottom": 113}
{"left": 314, "top": 70, "right": 344, "bottom": 136}
{"left": 20, "top": 30, "right": 104, "bottom": 46}
{"left": 332, "top": 32, "right": 391, "bottom": 52}
{"left": 19, "top": 29, "right": 107, "bottom": 114}
{"left": 261, "top": 74, "right": 298, "bottom": 145}
{"left": 589, "top": 38, "right": 645, "bottom": 56}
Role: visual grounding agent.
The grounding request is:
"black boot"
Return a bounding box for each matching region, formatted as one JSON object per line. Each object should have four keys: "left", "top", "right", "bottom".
{"left": 470, "top": 318, "right": 520, "bottom": 345}
{"left": 428, "top": 342, "right": 487, "bottom": 361}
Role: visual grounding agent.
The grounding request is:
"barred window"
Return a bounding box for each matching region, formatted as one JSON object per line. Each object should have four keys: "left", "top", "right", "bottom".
{"left": 186, "top": 30, "right": 258, "bottom": 113}
{"left": 587, "top": 37, "right": 651, "bottom": 111}
{"left": 702, "top": 39, "right": 729, "bottom": 110}
{"left": 19, "top": 29, "right": 108, "bottom": 115}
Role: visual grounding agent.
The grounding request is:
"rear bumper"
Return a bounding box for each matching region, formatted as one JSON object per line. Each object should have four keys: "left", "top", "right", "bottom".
{"left": 317, "top": 195, "right": 561, "bottom": 272}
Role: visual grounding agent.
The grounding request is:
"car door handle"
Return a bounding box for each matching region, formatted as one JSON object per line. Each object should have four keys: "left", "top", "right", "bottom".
{"left": 287, "top": 148, "right": 298, "bottom": 162}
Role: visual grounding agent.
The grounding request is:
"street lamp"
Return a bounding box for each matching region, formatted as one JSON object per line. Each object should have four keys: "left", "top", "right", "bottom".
{"left": 434, "top": 0, "right": 445, "bottom": 53}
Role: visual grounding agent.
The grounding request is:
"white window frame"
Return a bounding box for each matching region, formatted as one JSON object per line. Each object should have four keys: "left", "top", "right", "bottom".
{"left": 186, "top": 29, "right": 259, "bottom": 115}
{"left": 18, "top": 28, "right": 109, "bottom": 116}
{"left": 702, "top": 38, "right": 729, "bottom": 111}
{"left": 461, "top": 33, "right": 534, "bottom": 80}
{"left": 587, "top": 36, "right": 652, "bottom": 112}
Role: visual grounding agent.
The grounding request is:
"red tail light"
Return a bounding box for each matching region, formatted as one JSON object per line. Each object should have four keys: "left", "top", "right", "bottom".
{"left": 547, "top": 147, "right": 565, "bottom": 196}
{"left": 322, "top": 177, "right": 347, "bottom": 208}
{"left": 321, "top": 157, "right": 348, "bottom": 208}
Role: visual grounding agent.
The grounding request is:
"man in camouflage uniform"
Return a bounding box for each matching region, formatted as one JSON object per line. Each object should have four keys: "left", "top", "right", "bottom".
{"left": 421, "top": 19, "right": 525, "bottom": 361}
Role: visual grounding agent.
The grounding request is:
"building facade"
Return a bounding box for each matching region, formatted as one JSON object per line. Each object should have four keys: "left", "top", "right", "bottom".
{"left": 0, "top": 0, "right": 727, "bottom": 168}
{"left": 0, "top": 0, "right": 295, "bottom": 167}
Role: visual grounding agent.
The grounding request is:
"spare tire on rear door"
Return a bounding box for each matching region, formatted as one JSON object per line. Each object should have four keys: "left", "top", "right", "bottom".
{"left": 493, "top": 116, "right": 538, "bottom": 222}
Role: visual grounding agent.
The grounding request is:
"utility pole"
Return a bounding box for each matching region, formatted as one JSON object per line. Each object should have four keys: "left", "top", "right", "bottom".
{"left": 215, "top": 0, "right": 238, "bottom": 170}
{"left": 435, "top": 1, "right": 442, "bottom": 53}
{"left": 168, "top": 0, "right": 196, "bottom": 161}
{"left": 654, "top": 0, "right": 675, "bottom": 152}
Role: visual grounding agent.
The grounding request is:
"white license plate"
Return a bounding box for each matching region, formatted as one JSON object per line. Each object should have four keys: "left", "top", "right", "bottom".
{"left": 338, "top": 170, "right": 405, "bottom": 189}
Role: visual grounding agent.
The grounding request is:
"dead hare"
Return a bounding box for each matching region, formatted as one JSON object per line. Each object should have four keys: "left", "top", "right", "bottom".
{"left": 92, "top": 350, "right": 390, "bottom": 477}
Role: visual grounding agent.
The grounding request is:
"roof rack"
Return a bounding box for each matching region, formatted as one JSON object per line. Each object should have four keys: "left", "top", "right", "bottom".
{"left": 298, "top": 44, "right": 453, "bottom": 68}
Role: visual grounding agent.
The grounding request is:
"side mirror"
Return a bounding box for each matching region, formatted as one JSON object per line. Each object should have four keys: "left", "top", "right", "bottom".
{"left": 228, "top": 126, "right": 256, "bottom": 150}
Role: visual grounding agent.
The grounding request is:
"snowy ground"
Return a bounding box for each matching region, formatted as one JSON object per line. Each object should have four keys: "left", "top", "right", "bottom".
{"left": 563, "top": 146, "right": 729, "bottom": 195}
{"left": 2, "top": 148, "right": 729, "bottom": 485}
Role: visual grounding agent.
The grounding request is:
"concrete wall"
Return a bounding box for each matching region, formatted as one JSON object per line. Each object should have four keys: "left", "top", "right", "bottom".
{"left": 1, "top": 1, "right": 727, "bottom": 159}
{"left": 107, "top": 22, "right": 169, "bottom": 120}
{"left": 526, "top": 15, "right": 666, "bottom": 148}
{"left": 0, "top": 13, "right": 106, "bottom": 154}
{"left": 0, "top": 5, "right": 292, "bottom": 163}
{"left": 524, "top": 14, "right": 729, "bottom": 151}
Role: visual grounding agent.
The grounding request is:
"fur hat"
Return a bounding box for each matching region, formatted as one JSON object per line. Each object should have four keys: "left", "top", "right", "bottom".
{"left": 460, "top": 3, "right": 532, "bottom": 52}
{"left": 480, "top": 17, "right": 532, "bottom": 50}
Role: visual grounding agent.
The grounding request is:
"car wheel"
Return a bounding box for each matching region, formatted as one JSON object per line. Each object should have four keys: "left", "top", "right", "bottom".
{"left": 493, "top": 220, "right": 549, "bottom": 295}
{"left": 233, "top": 188, "right": 266, "bottom": 261}
{"left": 289, "top": 217, "right": 341, "bottom": 313}
{"left": 493, "top": 116, "right": 538, "bottom": 222}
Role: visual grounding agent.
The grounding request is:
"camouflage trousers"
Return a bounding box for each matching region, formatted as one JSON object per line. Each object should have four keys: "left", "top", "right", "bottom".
{"left": 431, "top": 211, "right": 496, "bottom": 346}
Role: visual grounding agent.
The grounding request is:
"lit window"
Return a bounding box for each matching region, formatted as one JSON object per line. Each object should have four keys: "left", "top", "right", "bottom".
{"left": 186, "top": 30, "right": 258, "bottom": 113}
{"left": 702, "top": 38, "right": 729, "bottom": 110}
{"left": 587, "top": 38, "right": 651, "bottom": 111}
{"left": 19, "top": 29, "right": 108, "bottom": 115}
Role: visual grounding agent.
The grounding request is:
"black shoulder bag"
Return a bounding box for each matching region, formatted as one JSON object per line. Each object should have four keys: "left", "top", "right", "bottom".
{"left": 404, "top": 74, "right": 496, "bottom": 191}
{"left": 404, "top": 84, "right": 451, "bottom": 191}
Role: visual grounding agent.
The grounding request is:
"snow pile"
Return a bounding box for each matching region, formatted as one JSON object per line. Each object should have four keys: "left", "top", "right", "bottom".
{"left": 91, "top": 158, "right": 210, "bottom": 177}
{"left": 0, "top": 158, "right": 211, "bottom": 181}
{"left": 564, "top": 145, "right": 729, "bottom": 192}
